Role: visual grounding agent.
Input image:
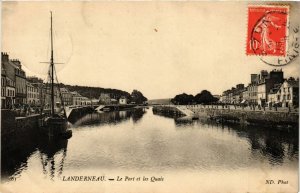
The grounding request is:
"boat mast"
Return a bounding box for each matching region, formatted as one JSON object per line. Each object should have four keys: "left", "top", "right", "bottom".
{"left": 50, "top": 11, "right": 55, "bottom": 116}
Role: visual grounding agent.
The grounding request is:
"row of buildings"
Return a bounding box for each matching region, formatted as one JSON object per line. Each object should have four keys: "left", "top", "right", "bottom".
{"left": 98, "top": 93, "right": 128, "bottom": 105}
{"left": 220, "top": 69, "right": 299, "bottom": 108}
{"left": 1, "top": 52, "right": 129, "bottom": 109}
{"left": 2, "top": 53, "right": 27, "bottom": 108}
{"left": 1, "top": 52, "right": 91, "bottom": 109}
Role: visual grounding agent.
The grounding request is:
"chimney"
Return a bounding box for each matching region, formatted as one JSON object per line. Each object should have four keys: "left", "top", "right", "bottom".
{"left": 251, "top": 74, "right": 259, "bottom": 84}
{"left": 11, "top": 59, "right": 21, "bottom": 68}
{"left": 1, "top": 52, "right": 9, "bottom": 63}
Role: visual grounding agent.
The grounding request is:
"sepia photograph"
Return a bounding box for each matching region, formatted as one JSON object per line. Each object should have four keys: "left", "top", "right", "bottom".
{"left": 1, "top": 1, "right": 299, "bottom": 193}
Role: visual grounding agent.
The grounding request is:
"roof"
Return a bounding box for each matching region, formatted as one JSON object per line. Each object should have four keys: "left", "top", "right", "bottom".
{"left": 286, "top": 80, "right": 299, "bottom": 88}
{"left": 70, "top": 91, "right": 82, "bottom": 97}
{"left": 26, "top": 81, "right": 38, "bottom": 88}
{"left": 7, "top": 60, "right": 19, "bottom": 69}
{"left": 269, "top": 87, "right": 280, "bottom": 94}
{"left": 60, "top": 87, "right": 70, "bottom": 93}
{"left": 269, "top": 83, "right": 282, "bottom": 94}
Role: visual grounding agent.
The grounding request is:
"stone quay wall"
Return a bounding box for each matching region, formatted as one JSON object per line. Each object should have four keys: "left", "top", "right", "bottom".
{"left": 201, "top": 108, "right": 298, "bottom": 126}
{"left": 1, "top": 110, "right": 42, "bottom": 139}
{"left": 153, "top": 105, "right": 299, "bottom": 127}
{"left": 152, "top": 106, "right": 186, "bottom": 116}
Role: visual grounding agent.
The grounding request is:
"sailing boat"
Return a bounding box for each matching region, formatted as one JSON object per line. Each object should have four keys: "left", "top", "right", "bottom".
{"left": 42, "top": 12, "right": 72, "bottom": 138}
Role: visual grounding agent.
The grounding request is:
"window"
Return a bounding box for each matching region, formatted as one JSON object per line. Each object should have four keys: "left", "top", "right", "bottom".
{"left": 287, "top": 94, "right": 290, "bottom": 100}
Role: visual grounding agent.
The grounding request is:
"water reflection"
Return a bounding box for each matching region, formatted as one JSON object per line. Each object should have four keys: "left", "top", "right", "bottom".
{"left": 71, "top": 108, "right": 146, "bottom": 126}
{"left": 1, "top": 108, "right": 147, "bottom": 181}
{"left": 152, "top": 110, "right": 184, "bottom": 119}
{"left": 1, "top": 131, "right": 36, "bottom": 180}
{"left": 158, "top": 112, "right": 298, "bottom": 166}
{"left": 131, "top": 108, "right": 147, "bottom": 123}
{"left": 38, "top": 137, "right": 68, "bottom": 180}
{"left": 1, "top": 107, "right": 298, "bottom": 184}
{"left": 1, "top": 131, "right": 68, "bottom": 181}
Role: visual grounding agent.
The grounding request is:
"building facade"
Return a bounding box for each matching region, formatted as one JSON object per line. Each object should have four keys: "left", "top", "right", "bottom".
{"left": 119, "top": 96, "right": 127, "bottom": 104}
{"left": 12, "top": 60, "right": 27, "bottom": 105}
{"left": 1, "top": 67, "right": 5, "bottom": 108}
{"left": 221, "top": 90, "right": 231, "bottom": 104}
{"left": 257, "top": 82, "right": 267, "bottom": 106}
{"left": 1, "top": 53, "right": 16, "bottom": 108}
{"left": 81, "top": 97, "right": 91, "bottom": 106}
{"left": 278, "top": 78, "right": 299, "bottom": 108}
{"left": 60, "top": 87, "right": 73, "bottom": 106}
{"left": 27, "top": 76, "right": 45, "bottom": 106}
{"left": 26, "top": 82, "right": 40, "bottom": 106}
{"left": 242, "top": 87, "right": 249, "bottom": 103}
{"left": 1, "top": 72, "right": 16, "bottom": 109}
{"left": 248, "top": 82, "right": 258, "bottom": 105}
{"left": 267, "top": 84, "right": 281, "bottom": 106}
{"left": 71, "top": 91, "right": 85, "bottom": 106}
{"left": 257, "top": 70, "right": 284, "bottom": 106}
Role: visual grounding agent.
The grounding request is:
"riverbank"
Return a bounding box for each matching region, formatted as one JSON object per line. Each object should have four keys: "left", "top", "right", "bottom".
{"left": 2, "top": 107, "right": 298, "bottom": 193}
{"left": 153, "top": 105, "right": 299, "bottom": 127}
{"left": 1, "top": 110, "right": 43, "bottom": 137}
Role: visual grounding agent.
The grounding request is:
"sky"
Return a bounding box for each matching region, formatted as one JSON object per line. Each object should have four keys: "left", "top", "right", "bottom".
{"left": 2, "top": 2, "right": 299, "bottom": 99}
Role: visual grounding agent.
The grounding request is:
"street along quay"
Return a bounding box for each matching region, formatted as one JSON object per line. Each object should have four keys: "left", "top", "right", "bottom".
{"left": 153, "top": 105, "right": 298, "bottom": 128}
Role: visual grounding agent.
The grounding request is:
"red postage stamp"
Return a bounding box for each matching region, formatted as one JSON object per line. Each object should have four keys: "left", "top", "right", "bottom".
{"left": 246, "top": 5, "right": 289, "bottom": 56}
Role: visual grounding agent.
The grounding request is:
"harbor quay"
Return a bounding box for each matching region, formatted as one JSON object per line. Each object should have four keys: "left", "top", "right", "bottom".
{"left": 1, "top": 103, "right": 141, "bottom": 140}
{"left": 153, "top": 105, "right": 299, "bottom": 127}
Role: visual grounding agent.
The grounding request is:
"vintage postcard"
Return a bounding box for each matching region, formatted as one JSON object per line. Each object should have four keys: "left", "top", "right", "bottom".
{"left": 1, "top": 1, "right": 299, "bottom": 193}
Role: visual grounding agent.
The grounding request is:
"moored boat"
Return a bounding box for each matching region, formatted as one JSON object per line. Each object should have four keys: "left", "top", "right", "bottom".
{"left": 41, "top": 12, "right": 72, "bottom": 139}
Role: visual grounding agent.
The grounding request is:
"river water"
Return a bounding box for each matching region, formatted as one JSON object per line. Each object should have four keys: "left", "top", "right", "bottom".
{"left": 1, "top": 107, "right": 298, "bottom": 193}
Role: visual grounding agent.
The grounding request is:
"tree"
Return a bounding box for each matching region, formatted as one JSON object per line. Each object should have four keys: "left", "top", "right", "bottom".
{"left": 194, "top": 90, "right": 218, "bottom": 104}
{"left": 62, "top": 84, "right": 131, "bottom": 100}
{"left": 130, "top": 90, "right": 148, "bottom": 104}
{"left": 171, "top": 93, "right": 194, "bottom": 105}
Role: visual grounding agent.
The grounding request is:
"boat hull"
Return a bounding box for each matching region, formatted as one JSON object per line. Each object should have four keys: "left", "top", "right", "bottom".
{"left": 43, "top": 116, "right": 72, "bottom": 138}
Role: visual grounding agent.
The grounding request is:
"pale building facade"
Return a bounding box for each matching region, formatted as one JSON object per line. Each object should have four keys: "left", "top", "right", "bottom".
{"left": 278, "top": 79, "right": 299, "bottom": 108}
{"left": 119, "top": 96, "right": 127, "bottom": 105}
{"left": 26, "top": 82, "right": 40, "bottom": 106}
